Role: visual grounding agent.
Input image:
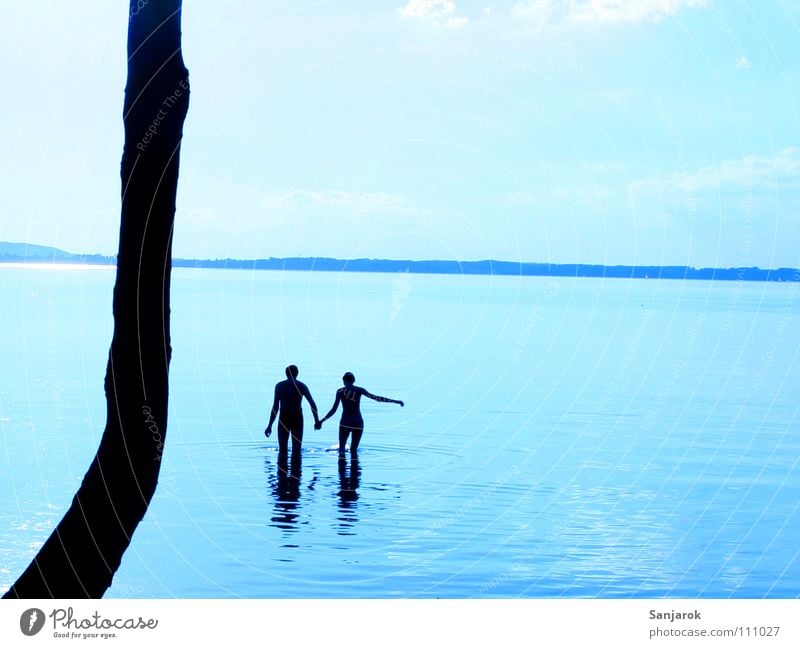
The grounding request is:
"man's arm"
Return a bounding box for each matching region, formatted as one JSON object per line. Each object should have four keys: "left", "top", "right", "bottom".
{"left": 265, "top": 384, "right": 280, "bottom": 436}
{"left": 300, "top": 383, "right": 320, "bottom": 424}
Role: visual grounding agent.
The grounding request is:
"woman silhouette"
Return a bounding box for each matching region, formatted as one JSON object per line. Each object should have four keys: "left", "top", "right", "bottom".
{"left": 318, "top": 372, "right": 404, "bottom": 456}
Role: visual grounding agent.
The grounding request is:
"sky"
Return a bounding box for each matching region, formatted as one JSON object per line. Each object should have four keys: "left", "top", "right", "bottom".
{"left": 1, "top": 0, "right": 799, "bottom": 267}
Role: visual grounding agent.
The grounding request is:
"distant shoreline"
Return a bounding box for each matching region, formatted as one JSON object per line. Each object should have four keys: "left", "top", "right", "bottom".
{"left": 0, "top": 262, "right": 115, "bottom": 270}
{"left": 2, "top": 240, "right": 799, "bottom": 282}
{"left": 1, "top": 256, "right": 798, "bottom": 282}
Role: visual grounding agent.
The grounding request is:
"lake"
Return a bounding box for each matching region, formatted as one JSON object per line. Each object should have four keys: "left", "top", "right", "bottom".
{"left": 1, "top": 265, "right": 798, "bottom": 597}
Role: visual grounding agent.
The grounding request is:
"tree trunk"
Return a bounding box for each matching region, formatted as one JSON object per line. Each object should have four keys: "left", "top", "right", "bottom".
{"left": 4, "top": 0, "right": 189, "bottom": 598}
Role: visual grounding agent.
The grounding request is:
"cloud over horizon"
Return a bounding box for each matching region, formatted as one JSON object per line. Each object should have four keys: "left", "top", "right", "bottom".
{"left": 398, "top": 0, "right": 469, "bottom": 28}
{"left": 513, "top": 0, "right": 709, "bottom": 25}
{"left": 631, "top": 147, "right": 800, "bottom": 197}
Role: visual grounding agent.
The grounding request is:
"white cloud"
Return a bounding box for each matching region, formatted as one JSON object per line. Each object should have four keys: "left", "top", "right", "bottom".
{"left": 398, "top": 0, "right": 469, "bottom": 28}
{"left": 630, "top": 148, "right": 800, "bottom": 197}
{"left": 399, "top": 0, "right": 456, "bottom": 19}
{"left": 712, "top": 148, "right": 800, "bottom": 187}
{"left": 572, "top": 0, "right": 710, "bottom": 23}
{"left": 447, "top": 16, "right": 469, "bottom": 29}
{"left": 513, "top": 0, "right": 710, "bottom": 24}
{"left": 513, "top": 0, "right": 558, "bottom": 18}
{"left": 735, "top": 55, "right": 752, "bottom": 70}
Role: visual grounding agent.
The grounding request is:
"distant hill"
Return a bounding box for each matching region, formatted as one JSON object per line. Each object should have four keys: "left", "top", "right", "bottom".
{"left": 0, "top": 241, "right": 76, "bottom": 260}
{"left": 2, "top": 242, "right": 798, "bottom": 282}
{"left": 0, "top": 241, "right": 114, "bottom": 265}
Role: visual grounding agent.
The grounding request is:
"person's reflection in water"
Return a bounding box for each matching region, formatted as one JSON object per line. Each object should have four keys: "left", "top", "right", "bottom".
{"left": 336, "top": 455, "right": 361, "bottom": 536}
{"left": 267, "top": 453, "right": 303, "bottom": 536}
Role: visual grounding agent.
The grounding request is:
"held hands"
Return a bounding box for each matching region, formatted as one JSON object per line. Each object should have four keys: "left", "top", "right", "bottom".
{"left": 314, "top": 419, "right": 323, "bottom": 431}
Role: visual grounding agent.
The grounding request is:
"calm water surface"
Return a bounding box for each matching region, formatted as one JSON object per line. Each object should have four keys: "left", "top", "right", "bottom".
{"left": 1, "top": 266, "right": 798, "bottom": 597}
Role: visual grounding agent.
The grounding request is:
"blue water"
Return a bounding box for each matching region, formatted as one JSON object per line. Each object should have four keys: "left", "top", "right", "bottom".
{"left": 1, "top": 266, "right": 798, "bottom": 597}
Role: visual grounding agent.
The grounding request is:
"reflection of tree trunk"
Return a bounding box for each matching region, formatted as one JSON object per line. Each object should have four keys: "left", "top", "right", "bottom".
{"left": 4, "top": 0, "right": 189, "bottom": 598}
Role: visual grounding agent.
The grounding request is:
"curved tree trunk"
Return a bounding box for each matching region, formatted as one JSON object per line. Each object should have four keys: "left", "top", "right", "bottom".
{"left": 4, "top": 0, "right": 189, "bottom": 598}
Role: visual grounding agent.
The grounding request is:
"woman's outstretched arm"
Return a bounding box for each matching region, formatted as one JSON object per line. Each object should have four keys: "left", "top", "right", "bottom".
{"left": 365, "top": 390, "right": 404, "bottom": 406}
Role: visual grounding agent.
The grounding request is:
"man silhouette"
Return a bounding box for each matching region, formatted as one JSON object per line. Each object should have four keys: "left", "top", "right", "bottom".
{"left": 265, "top": 365, "right": 320, "bottom": 459}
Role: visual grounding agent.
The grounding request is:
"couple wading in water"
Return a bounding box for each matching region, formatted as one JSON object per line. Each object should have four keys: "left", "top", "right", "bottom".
{"left": 264, "top": 365, "right": 404, "bottom": 459}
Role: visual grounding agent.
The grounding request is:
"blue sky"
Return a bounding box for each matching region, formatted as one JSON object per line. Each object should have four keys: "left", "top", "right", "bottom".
{"left": 1, "top": 1, "right": 799, "bottom": 266}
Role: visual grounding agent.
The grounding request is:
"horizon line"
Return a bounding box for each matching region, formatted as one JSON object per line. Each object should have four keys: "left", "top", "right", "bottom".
{"left": 1, "top": 241, "right": 799, "bottom": 273}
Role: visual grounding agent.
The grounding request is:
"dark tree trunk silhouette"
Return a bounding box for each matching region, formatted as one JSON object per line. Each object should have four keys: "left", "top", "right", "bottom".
{"left": 4, "top": 0, "right": 189, "bottom": 598}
